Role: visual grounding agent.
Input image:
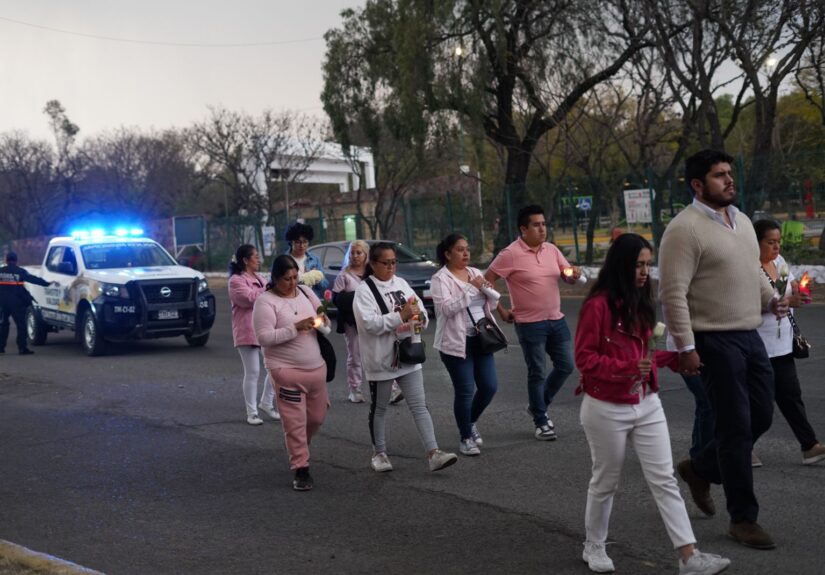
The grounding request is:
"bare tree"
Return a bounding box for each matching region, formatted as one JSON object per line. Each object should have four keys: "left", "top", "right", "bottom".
{"left": 0, "top": 132, "right": 58, "bottom": 238}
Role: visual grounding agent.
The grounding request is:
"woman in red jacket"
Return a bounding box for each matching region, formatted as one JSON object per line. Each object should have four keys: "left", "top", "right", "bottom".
{"left": 575, "top": 234, "right": 729, "bottom": 575}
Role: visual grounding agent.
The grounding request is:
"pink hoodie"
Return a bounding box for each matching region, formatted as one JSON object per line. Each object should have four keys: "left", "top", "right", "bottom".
{"left": 229, "top": 272, "right": 268, "bottom": 347}
{"left": 431, "top": 266, "right": 501, "bottom": 358}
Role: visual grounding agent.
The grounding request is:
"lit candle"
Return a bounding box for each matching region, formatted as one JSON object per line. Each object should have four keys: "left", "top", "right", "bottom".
{"left": 563, "top": 267, "right": 574, "bottom": 278}
{"left": 799, "top": 272, "right": 811, "bottom": 298}
{"left": 312, "top": 316, "right": 323, "bottom": 328}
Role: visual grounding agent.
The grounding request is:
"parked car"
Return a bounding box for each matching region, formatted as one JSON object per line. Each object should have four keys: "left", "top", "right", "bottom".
{"left": 308, "top": 240, "right": 437, "bottom": 309}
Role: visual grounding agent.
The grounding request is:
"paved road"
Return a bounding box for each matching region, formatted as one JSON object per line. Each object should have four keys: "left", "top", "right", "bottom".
{"left": 1, "top": 284, "right": 824, "bottom": 574}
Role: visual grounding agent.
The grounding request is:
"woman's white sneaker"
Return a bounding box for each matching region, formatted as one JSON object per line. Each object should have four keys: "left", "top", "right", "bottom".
{"left": 348, "top": 389, "right": 366, "bottom": 403}
{"left": 246, "top": 414, "right": 264, "bottom": 426}
{"left": 470, "top": 423, "right": 484, "bottom": 446}
{"left": 679, "top": 550, "right": 730, "bottom": 575}
{"left": 370, "top": 452, "right": 393, "bottom": 472}
{"left": 582, "top": 541, "right": 615, "bottom": 573}
{"left": 428, "top": 449, "right": 458, "bottom": 471}
{"left": 258, "top": 404, "right": 280, "bottom": 421}
{"left": 459, "top": 438, "right": 481, "bottom": 456}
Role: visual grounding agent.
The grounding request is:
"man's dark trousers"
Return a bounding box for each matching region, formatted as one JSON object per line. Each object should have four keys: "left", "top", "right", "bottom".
{"left": 0, "top": 303, "right": 28, "bottom": 352}
{"left": 691, "top": 330, "right": 774, "bottom": 523}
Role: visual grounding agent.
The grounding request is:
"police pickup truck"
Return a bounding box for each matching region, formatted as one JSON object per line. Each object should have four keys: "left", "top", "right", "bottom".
{"left": 24, "top": 231, "right": 216, "bottom": 356}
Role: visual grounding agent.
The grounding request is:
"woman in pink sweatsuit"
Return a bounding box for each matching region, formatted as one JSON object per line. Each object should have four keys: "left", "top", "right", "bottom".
{"left": 253, "top": 255, "right": 330, "bottom": 491}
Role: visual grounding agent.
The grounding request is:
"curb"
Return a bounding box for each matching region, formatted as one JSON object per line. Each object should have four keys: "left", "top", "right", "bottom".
{"left": 0, "top": 540, "right": 104, "bottom": 575}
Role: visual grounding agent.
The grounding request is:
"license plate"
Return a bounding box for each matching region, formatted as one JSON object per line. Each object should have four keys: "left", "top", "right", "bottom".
{"left": 423, "top": 289, "right": 431, "bottom": 298}
{"left": 158, "top": 309, "right": 179, "bottom": 320}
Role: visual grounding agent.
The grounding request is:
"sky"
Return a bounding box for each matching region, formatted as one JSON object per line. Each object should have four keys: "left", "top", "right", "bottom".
{"left": 0, "top": 0, "right": 358, "bottom": 140}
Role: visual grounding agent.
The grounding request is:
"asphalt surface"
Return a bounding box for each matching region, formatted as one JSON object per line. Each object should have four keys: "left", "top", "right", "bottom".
{"left": 1, "top": 281, "right": 824, "bottom": 574}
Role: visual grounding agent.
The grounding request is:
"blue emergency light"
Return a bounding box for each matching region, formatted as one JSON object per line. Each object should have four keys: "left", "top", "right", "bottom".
{"left": 70, "top": 226, "right": 145, "bottom": 239}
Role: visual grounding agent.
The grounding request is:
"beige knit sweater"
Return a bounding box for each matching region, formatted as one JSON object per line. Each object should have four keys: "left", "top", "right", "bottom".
{"left": 658, "top": 204, "right": 774, "bottom": 349}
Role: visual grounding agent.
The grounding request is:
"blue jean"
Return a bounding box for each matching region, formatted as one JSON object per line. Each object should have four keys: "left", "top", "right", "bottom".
{"left": 682, "top": 374, "right": 715, "bottom": 458}
{"left": 514, "top": 319, "right": 575, "bottom": 426}
{"left": 439, "top": 336, "right": 499, "bottom": 440}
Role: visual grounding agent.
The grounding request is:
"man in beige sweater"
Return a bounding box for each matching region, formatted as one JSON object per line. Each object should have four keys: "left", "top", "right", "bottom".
{"left": 659, "top": 149, "right": 787, "bottom": 551}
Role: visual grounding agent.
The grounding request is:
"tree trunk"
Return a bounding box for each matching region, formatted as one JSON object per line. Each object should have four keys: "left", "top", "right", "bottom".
{"left": 494, "top": 144, "right": 535, "bottom": 252}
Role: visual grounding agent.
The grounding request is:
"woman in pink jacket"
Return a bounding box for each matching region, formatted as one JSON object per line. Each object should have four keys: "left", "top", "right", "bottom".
{"left": 431, "top": 234, "right": 501, "bottom": 457}
{"left": 228, "top": 244, "right": 278, "bottom": 426}
{"left": 575, "top": 233, "right": 729, "bottom": 575}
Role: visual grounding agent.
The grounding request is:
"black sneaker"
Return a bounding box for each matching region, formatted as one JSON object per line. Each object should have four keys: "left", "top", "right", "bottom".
{"left": 292, "top": 467, "right": 313, "bottom": 491}
{"left": 19, "top": 349, "right": 34, "bottom": 355}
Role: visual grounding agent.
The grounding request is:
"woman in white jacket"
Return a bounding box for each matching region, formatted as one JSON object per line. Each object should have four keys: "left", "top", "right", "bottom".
{"left": 431, "top": 234, "right": 501, "bottom": 456}
{"left": 353, "top": 242, "right": 458, "bottom": 473}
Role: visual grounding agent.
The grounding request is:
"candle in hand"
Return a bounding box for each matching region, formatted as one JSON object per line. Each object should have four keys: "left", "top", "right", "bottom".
{"left": 799, "top": 272, "right": 811, "bottom": 298}
{"left": 563, "top": 267, "right": 574, "bottom": 278}
{"left": 312, "top": 316, "right": 323, "bottom": 329}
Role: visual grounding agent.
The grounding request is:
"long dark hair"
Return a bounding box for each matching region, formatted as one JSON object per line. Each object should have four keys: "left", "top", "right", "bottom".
{"left": 229, "top": 244, "right": 256, "bottom": 275}
{"left": 584, "top": 233, "right": 655, "bottom": 334}
{"left": 363, "top": 242, "right": 397, "bottom": 279}
{"left": 266, "top": 254, "right": 299, "bottom": 290}
{"left": 436, "top": 233, "right": 466, "bottom": 267}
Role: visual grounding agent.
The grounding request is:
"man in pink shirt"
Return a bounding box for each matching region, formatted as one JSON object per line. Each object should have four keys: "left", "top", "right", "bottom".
{"left": 485, "top": 205, "right": 582, "bottom": 440}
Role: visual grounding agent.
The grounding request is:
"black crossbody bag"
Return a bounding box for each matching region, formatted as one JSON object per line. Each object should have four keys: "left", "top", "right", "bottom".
{"left": 298, "top": 286, "right": 337, "bottom": 381}
{"left": 365, "top": 277, "right": 426, "bottom": 365}
{"left": 466, "top": 308, "right": 508, "bottom": 354}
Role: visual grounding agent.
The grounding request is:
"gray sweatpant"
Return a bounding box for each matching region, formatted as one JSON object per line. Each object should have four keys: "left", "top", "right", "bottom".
{"left": 368, "top": 370, "right": 438, "bottom": 454}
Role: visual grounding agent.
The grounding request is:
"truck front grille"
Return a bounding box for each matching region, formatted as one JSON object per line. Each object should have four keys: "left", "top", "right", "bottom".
{"left": 138, "top": 280, "right": 193, "bottom": 304}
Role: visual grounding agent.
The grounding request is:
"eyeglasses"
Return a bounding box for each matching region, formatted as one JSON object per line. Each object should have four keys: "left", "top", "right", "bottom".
{"left": 292, "top": 239, "right": 309, "bottom": 245}
{"left": 375, "top": 259, "right": 397, "bottom": 267}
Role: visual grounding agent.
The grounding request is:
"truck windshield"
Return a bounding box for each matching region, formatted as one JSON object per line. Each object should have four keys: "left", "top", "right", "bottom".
{"left": 81, "top": 243, "right": 177, "bottom": 269}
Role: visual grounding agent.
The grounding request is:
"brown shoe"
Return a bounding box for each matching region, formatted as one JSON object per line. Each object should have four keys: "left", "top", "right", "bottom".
{"left": 676, "top": 459, "right": 715, "bottom": 516}
{"left": 802, "top": 443, "right": 825, "bottom": 466}
{"left": 729, "top": 521, "right": 776, "bottom": 549}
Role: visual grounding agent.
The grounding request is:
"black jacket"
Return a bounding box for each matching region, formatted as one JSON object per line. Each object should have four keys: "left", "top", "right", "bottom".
{"left": 0, "top": 264, "right": 50, "bottom": 308}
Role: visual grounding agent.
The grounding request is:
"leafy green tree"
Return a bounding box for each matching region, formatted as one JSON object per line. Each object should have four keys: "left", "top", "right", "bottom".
{"left": 323, "top": 0, "right": 653, "bottom": 250}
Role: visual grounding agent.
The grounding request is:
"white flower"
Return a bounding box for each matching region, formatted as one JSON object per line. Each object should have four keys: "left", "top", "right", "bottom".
{"left": 653, "top": 322, "right": 666, "bottom": 339}
{"left": 300, "top": 269, "right": 325, "bottom": 287}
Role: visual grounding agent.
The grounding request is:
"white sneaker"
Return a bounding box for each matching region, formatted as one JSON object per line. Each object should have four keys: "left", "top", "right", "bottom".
{"left": 535, "top": 424, "right": 557, "bottom": 441}
{"left": 679, "top": 549, "right": 730, "bottom": 575}
{"left": 459, "top": 438, "right": 481, "bottom": 456}
{"left": 370, "top": 452, "right": 393, "bottom": 472}
{"left": 428, "top": 449, "right": 458, "bottom": 472}
{"left": 582, "top": 541, "right": 615, "bottom": 573}
{"left": 246, "top": 414, "right": 264, "bottom": 426}
{"left": 258, "top": 403, "right": 280, "bottom": 421}
{"left": 470, "top": 423, "right": 483, "bottom": 446}
{"left": 348, "top": 389, "right": 365, "bottom": 403}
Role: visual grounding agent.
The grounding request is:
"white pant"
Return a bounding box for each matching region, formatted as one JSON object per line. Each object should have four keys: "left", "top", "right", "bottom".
{"left": 580, "top": 393, "right": 695, "bottom": 549}
{"left": 238, "top": 346, "right": 276, "bottom": 416}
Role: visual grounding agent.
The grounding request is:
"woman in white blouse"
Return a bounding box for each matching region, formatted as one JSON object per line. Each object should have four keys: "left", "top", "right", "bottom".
{"left": 753, "top": 219, "right": 823, "bottom": 466}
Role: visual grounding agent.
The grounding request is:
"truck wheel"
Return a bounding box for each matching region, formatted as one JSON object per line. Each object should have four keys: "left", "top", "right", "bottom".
{"left": 26, "top": 307, "right": 48, "bottom": 346}
{"left": 81, "top": 309, "right": 107, "bottom": 356}
{"left": 185, "top": 332, "right": 210, "bottom": 347}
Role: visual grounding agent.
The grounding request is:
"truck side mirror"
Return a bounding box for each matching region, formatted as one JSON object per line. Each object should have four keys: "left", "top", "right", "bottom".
{"left": 57, "top": 261, "right": 76, "bottom": 275}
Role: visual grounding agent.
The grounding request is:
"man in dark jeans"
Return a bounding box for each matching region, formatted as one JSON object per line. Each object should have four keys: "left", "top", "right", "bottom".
{"left": 658, "top": 150, "right": 788, "bottom": 550}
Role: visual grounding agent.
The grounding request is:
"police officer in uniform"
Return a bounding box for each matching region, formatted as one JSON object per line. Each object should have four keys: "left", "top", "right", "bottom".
{"left": 0, "top": 251, "right": 54, "bottom": 355}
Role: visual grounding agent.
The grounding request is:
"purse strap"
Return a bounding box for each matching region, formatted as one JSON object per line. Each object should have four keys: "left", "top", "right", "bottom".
{"left": 761, "top": 266, "right": 802, "bottom": 335}
{"left": 366, "top": 277, "right": 391, "bottom": 315}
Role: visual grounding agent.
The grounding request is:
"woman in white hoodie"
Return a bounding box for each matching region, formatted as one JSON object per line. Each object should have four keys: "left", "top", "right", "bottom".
{"left": 353, "top": 242, "right": 458, "bottom": 473}
{"left": 431, "top": 234, "right": 501, "bottom": 456}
